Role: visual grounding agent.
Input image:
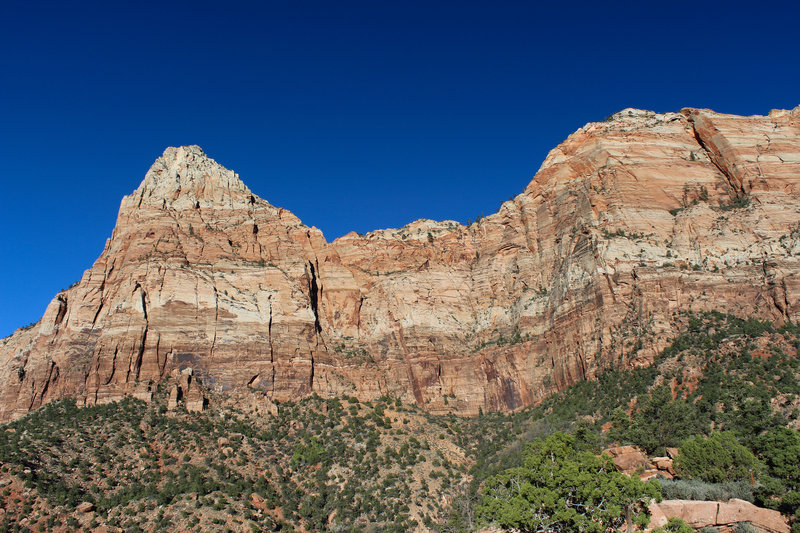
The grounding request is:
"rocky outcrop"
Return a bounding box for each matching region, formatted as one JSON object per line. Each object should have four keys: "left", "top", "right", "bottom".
{"left": 649, "top": 499, "right": 790, "bottom": 533}
{"left": 604, "top": 445, "right": 652, "bottom": 474}
{"left": 76, "top": 502, "right": 95, "bottom": 514}
{"left": 603, "top": 445, "right": 675, "bottom": 480}
{"left": 652, "top": 456, "right": 675, "bottom": 476}
{"left": 166, "top": 368, "right": 206, "bottom": 412}
{"left": 1, "top": 106, "right": 800, "bottom": 420}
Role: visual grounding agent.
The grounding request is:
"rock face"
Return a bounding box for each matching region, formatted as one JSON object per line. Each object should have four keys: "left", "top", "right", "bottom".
{"left": 649, "top": 499, "right": 790, "bottom": 533}
{"left": 1, "top": 107, "right": 800, "bottom": 421}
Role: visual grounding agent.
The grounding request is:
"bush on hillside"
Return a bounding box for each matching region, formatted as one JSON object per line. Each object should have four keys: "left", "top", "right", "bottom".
{"left": 652, "top": 517, "right": 694, "bottom": 533}
{"left": 476, "top": 432, "right": 661, "bottom": 532}
{"left": 675, "top": 432, "right": 760, "bottom": 483}
{"left": 614, "top": 385, "right": 703, "bottom": 455}
{"left": 657, "top": 478, "right": 755, "bottom": 503}
{"left": 755, "top": 427, "right": 800, "bottom": 491}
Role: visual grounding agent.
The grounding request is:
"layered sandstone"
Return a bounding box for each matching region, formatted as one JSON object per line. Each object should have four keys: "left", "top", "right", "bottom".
{"left": 1, "top": 106, "right": 799, "bottom": 420}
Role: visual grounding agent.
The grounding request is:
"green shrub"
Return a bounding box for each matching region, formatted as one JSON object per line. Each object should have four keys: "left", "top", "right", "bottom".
{"left": 657, "top": 478, "right": 754, "bottom": 503}
{"left": 676, "top": 432, "right": 760, "bottom": 483}
{"left": 755, "top": 427, "right": 800, "bottom": 491}
{"left": 476, "top": 432, "right": 660, "bottom": 532}
{"left": 653, "top": 517, "right": 694, "bottom": 533}
{"left": 620, "top": 385, "right": 703, "bottom": 454}
{"left": 720, "top": 196, "right": 751, "bottom": 211}
{"left": 732, "top": 522, "right": 758, "bottom": 533}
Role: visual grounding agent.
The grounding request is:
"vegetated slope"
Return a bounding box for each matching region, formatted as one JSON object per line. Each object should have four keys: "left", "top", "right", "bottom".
{"left": 451, "top": 312, "right": 800, "bottom": 531}
{"left": 0, "top": 392, "right": 474, "bottom": 532}
{"left": 1, "top": 312, "right": 799, "bottom": 532}
{"left": 1, "top": 106, "right": 800, "bottom": 420}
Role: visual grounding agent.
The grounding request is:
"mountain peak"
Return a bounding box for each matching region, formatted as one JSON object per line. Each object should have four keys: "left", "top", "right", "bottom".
{"left": 2, "top": 106, "right": 800, "bottom": 424}
{"left": 123, "top": 145, "right": 255, "bottom": 210}
{"left": 159, "top": 144, "right": 207, "bottom": 163}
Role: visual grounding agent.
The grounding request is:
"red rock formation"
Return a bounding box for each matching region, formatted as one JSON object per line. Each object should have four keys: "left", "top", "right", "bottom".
{"left": 1, "top": 106, "right": 799, "bottom": 421}
{"left": 603, "top": 445, "right": 652, "bottom": 474}
{"left": 649, "top": 499, "right": 790, "bottom": 533}
{"left": 652, "top": 456, "right": 675, "bottom": 476}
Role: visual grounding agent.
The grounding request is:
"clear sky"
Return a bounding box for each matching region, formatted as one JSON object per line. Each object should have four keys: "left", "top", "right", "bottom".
{"left": 1, "top": 0, "right": 798, "bottom": 337}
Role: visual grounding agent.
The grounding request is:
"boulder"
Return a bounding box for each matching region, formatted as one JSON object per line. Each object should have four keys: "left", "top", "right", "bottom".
{"left": 648, "top": 499, "right": 790, "bottom": 533}
{"left": 653, "top": 500, "right": 718, "bottom": 528}
{"left": 602, "top": 445, "right": 652, "bottom": 474}
{"left": 263, "top": 399, "right": 279, "bottom": 416}
{"left": 666, "top": 447, "right": 679, "bottom": 459}
{"left": 652, "top": 456, "right": 675, "bottom": 475}
{"left": 717, "top": 499, "right": 789, "bottom": 533}
{"left": 639, "top": 470, "right": 662, "bottom": 481}
{"left": 648, "top": 501, "right": 669, "bottom": 530}
{"left": 76, "top": 501, "right": 95, "bottom": 513}
{"left": 250, "top": 493, "right": 266, "bottom": 511}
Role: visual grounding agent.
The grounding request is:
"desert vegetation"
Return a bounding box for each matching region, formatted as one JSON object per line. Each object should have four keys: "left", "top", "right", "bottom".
{"left": 0, "top": 312, "right": 799, "bottom": 531}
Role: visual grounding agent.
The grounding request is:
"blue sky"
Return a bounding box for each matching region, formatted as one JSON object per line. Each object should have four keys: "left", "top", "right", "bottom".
{"left": 1, "top": 0, "right": 798, "bottom": 337}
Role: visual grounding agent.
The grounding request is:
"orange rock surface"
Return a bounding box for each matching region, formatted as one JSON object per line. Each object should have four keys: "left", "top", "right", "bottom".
{"left": 649, "top": 499, "right": 789, "bottom": 533}
{"left": 1, "top": 106, "right": 799, "bottom": 420}
{"left": 603, "top": 445, "right": 652, "bottom": 474}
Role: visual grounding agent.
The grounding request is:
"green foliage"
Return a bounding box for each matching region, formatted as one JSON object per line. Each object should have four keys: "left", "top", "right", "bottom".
{"left": 450, "top": 311, "right": 800, "bottom": 530}
{"left": 0, "top": 393, "right": 444, "bottom": 532}
{"left": 471, "top": 326, "right": 529, "bottom": 352}
{"left": 675, "top": 432, "right": 760, "bottom": 483}
{"left": 602, "top": 228, "right": 646, "bottom": 239}
{"left": 622, "top": 385, "right": 703, "bottom": 455}
{"left": 2, "top": 311, "right": 799, "bottom": 531}
{"left": 755, "top": 427, "right": 800, "bottom": 491}
{"left": 652, "top": 517, "right": 695, "bottom": 533}
{"left": 609, "top": 312, "right": 794, "bottom": 454}
{"left": 476, "top": 432, "right": 660, "bottom": 532}
{"left": 732, "top": 522, "right": 758, "bottom": 533}
{"left": 290, "top": 436, "right": 325, "bottom": 467}
{"left": 657, "top": 478, "right": 754, "bottom": 503}
{"left": 720, "top": 196, "right": 751, "bottom": 211}
{"left": 753, "top": 427, "right": 800, "bottom": 516}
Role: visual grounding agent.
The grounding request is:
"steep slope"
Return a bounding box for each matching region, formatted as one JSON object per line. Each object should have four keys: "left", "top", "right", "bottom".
{"left": 1, "top": 106, "right": 799, "bottom": 421}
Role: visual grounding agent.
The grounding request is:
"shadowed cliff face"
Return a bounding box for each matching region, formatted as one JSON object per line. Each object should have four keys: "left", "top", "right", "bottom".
{"left": 2, "top": 107, "right": 800, "bottom": 421}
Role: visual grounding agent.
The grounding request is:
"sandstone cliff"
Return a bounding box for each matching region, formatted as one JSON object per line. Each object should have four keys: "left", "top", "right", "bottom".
{"left": 1, "top": 106, "right": 799, "bottom": 421}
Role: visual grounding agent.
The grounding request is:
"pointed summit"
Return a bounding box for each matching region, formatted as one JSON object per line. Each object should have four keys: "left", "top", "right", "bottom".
{"left": 123, "top": 145, "right": 255, "bottom": 211}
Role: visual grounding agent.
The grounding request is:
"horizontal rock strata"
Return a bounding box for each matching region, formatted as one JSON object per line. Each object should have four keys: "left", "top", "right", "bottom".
{"left": 1, "top": 106, "right": 799, "bottom": 420}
